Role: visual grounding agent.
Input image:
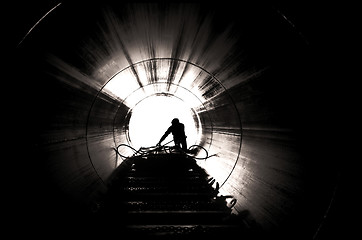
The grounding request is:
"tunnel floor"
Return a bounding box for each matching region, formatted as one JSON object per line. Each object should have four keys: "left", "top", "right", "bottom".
{"left": 92, "top": 150, "right": 258, "bottom": 239}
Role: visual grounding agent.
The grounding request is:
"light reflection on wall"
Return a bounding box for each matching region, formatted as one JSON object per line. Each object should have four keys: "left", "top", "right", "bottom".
{"left": 37, "top": 2, "right": 246, "bottom": 199}
{"left": 103, "top": 59, "right": 207, "bottom": 109}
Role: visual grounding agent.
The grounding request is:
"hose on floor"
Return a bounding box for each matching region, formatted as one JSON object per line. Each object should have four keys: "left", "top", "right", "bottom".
{"left": 114, "top": 142, "right": 216, "bottom": 161}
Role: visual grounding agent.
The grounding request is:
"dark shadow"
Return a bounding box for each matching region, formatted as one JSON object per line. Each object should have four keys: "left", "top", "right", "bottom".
{"left": 157, "top": 118, "right": 188, "bottom": 151}
{"left": 89, "top": 151, "right": 258, "bottom": 239}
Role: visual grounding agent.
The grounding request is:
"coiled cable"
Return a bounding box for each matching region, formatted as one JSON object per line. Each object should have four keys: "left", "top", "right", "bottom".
{"left": 114, "top": 143, "right": 216, "bottom": 161}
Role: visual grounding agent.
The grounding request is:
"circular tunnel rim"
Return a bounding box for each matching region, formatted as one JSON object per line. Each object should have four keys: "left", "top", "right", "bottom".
{"left": 86, "top": 57, "right": 243, "bottom": 188}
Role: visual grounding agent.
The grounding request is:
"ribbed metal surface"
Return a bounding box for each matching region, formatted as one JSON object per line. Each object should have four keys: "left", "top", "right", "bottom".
{"left": 12, "top": 1, "right": 341, "bottom": 239}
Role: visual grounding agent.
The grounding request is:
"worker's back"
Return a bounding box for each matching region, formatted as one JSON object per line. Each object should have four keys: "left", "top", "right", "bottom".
{"left": 169, "top": 122, "right": 185, "bottom": 140}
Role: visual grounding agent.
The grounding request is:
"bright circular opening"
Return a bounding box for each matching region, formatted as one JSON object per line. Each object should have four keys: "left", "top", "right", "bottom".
{"left": 128, "top": 95, "right": 201, "bottom": 150}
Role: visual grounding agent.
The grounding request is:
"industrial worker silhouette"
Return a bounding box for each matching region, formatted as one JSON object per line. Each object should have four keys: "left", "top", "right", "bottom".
{"left": 157, "top": 118, "right": 187, "bottom": 151}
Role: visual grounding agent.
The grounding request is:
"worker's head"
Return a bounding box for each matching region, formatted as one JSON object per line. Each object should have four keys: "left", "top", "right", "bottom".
{"left": 171, "top": 118, "right": 179, "bottom": 125}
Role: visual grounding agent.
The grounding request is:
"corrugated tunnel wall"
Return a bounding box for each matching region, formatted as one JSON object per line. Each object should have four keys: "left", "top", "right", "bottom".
{"left": 11, "top": 1, "right": 341, "bottom": 239}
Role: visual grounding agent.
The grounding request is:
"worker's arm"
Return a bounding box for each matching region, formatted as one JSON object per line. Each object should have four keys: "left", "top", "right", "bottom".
{"left": 158, "top": 127, "right": 171, "bottom": 145}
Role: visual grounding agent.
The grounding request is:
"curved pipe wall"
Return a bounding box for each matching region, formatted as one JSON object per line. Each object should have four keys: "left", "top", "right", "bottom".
{"left": 13, "top": 1, "right": 340, "bottom": 239}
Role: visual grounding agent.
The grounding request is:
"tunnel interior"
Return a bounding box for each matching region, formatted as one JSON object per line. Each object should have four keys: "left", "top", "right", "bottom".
{"left": 12, "top": 1, "right": 341, "bottom": 239}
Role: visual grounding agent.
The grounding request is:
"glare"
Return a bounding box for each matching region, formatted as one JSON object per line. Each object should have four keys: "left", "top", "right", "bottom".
{"left": 102, "top": 59, "right": 209, "bottom": 109}
{"left": 128, "top": 95, "right": 201, "bottom": 150}
{"left": 104, "top": 69, "right": 142, "bottom": 107}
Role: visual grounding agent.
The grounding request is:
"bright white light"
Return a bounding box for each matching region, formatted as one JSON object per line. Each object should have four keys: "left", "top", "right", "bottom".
{"left": 128, "top": 95, "right": 201, "bottom": 150}
{"left": 104, "top": 69, "right": 142, "bottom": 107}
{"left": 103, "top": 60, "right": 210, "bottom": 109}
